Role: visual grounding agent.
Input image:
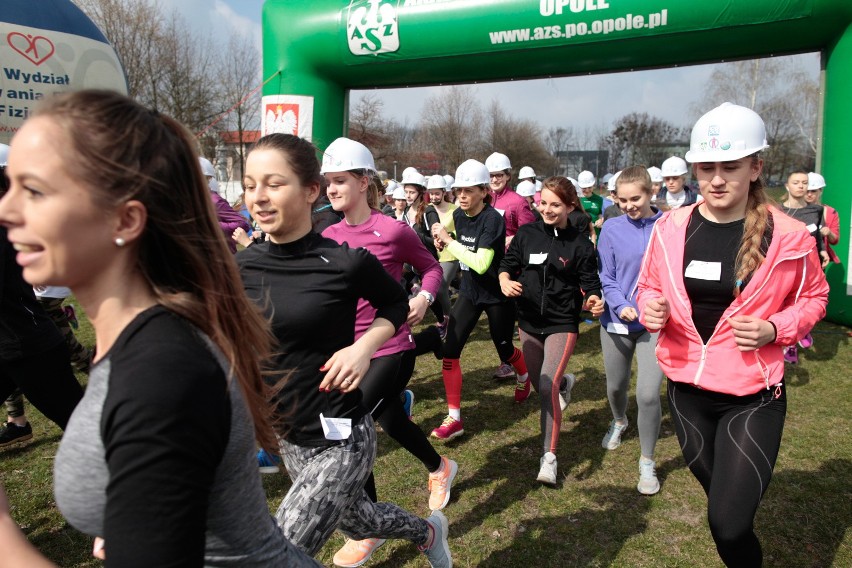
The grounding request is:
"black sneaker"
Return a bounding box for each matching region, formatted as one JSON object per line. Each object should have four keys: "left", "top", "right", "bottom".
{"left": 0, "top": 422, "right": 33, "bottom": 448}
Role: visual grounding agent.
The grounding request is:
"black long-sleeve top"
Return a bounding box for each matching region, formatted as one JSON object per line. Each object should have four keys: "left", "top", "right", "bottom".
{"left": 500, "top": 220, "right": 602, "bottom": 334}
{"left": 237, "top": 231, "right": 409, "bottom": 446}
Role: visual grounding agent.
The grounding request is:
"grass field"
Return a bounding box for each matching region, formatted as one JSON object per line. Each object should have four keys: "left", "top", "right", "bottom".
{"left": 1, "top": 300, "right": 850, "bottom": 567}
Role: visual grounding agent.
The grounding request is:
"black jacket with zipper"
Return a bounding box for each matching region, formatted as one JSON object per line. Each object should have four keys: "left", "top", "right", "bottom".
{"left": 500, "top": 220, "right": 602, "bottom": 334}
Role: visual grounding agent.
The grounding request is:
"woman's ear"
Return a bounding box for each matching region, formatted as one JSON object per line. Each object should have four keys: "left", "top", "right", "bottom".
{"left": 113, "top": 200, "right": 147, "bottom": 245}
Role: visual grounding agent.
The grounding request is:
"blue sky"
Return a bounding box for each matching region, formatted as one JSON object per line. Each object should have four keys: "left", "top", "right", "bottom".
{"left": 162, "top": 0, "right": 819, "bottom": 133}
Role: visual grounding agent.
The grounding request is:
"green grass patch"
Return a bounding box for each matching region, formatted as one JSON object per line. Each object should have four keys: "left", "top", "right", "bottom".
{"left": 2, "top": 304, "right": 850, "bottom": 567}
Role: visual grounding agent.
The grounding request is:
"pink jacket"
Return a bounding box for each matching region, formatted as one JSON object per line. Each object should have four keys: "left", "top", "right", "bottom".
{"left": 637, "top": 204, "right": 828, "bottom": 395}
{"left": 491, "top": 187, "right": 536, "bottom": 240}
{"left": 823, "top": 204, "right": 840, "bottom": 263}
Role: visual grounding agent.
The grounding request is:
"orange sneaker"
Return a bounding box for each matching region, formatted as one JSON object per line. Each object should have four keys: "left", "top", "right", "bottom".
{"left": 428, "top": 457, "right": 458, "bottom": 511}
{"left": 332, "top": 537, "right": 386, "bottom": 567}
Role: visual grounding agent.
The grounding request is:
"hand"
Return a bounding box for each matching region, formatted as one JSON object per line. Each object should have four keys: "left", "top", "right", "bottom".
{"left": 432, "top": 223, "right": 451, "bottom": 246}
{"left": 594, "top": 217, "right": 603, "bottom": 228}
{"left": 643, "top": 296, "right": 670, "bottom": 330}
{"left": 232, "top": 227, "right": 251, "bottom": 247}
{"left": 820, "top": 250, "right": 830, "bottom": 269}
{"left": 500, "top": 278, "right": 523, "bottom": 298}
{"left": 727, "top": 315, "right": 776, "bottom": 351}
{"left": 819, "top": 226, "right": 831, "bottom": 237}
{"left": 407, "top": 294, "right": 429, "bottom": 326}
{"left": 318, "top": 344, "right": 372, "bottom": 393}
{"left": 433, "top": 237, "right": 444, "bottom": 252}
{"left": 619, "top": 306, "right": 638, "bottom": 322}
{"left": 585, "top": 295, "right": 605, "bottom": 317}
{"left": 93, "top": 538, "right": 106, "bottom": 560}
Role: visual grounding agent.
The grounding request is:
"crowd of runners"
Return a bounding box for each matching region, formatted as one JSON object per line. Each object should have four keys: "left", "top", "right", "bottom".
{"left": 0, "top": 92, "right": 832, "bottom": 568}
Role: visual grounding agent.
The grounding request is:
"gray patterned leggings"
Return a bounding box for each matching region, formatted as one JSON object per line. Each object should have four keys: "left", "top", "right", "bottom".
{"left": 276, "top": 414, "right": 429, "bottom": 556}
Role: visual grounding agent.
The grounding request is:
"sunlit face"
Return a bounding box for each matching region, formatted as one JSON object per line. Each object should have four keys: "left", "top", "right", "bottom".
{"left": 694, "top": 158, "right": 762, "bottom": 220}
{"left": 785, "top": 173, "right": 809, "bottom": 199}
{"left": 615, "top": 181, "right": 654, "bottom": 220}
{"left": 428, "top": 188, "right": 444, "bottom": 205}
{"left": 664, "top": 175, "right": 685, "bottom": 193}
{"left": 805, "top": 189, "right": 820, "bottom": 204}
{"left": 404, "top": 185, "right": 421, "bottom": 206}
{"left": 394, "top": 198, "right": 407, "bottom": 212}
{"left": 489, "top": 171, "right": 509, "bottom": 192}
{"left": 651, "top": 181, "right": 662, "bottom": 194}
{"left": 538, "top": 188, "right": 573, "bottom": 228}
{"left": 456, "top": 185, "right": 487, "bottom": 213}
{"left": 243, "top": 148, "right": 318, "bottom": 243}
{"left": 0, "top": 117, "right": 117, "bottom": 288}
{"left": 582, "top": 186, "right": 594, "bottom": 197}
{"left": 324, "top": 171, "right": 367, "bottom": 213}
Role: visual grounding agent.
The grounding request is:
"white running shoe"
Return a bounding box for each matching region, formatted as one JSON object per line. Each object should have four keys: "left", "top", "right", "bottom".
{"left": 493, "top": 362, "right": 516, "bottom": 379}
{"left": 601, "top": 418, "right": 629, "bottom": 450}
{"left": 559, "top": 374, "right": 576, "bottom": 412}
{"left": 536, "top": 452, "right": 558, "bottom": 485}
{"left": 637, "top": 457, "right": 660, "bottom": 495}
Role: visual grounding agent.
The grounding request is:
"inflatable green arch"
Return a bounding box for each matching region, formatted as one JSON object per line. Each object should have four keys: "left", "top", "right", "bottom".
{"left": 261, "top": 0, "right": 852, "bottom": 325}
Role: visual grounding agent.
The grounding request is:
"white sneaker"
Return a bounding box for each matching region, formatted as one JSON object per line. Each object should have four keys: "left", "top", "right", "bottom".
{"left": 637, "top": 457, "right": 660, "bottom": 495}
{"left": 601, "top": 418, "right": 629, "bottom": 450}
{"left": 536, "top": 452, "right": 558, "bottom": 485}
{"left": 559, "top": 374, "right": 576, "bottom": 412}
{"left": 492, "top": 362, "right": 515, "bottom": 379}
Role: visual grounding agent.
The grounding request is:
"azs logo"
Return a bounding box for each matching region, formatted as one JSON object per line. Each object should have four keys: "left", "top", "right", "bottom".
{"left": 347, "top": 0, "right": 399, "bottom": 56}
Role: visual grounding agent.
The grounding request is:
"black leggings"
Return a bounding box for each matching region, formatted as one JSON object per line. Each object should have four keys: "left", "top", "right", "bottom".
{"left": 443, "top": 295, "right": 516, "bottom": 361}
{"left": 0, "top": 342, "right": 83, "bottom": 430}
{"left": 667, "top": 379, "right": 786, "bottom": 568}
{"left": 358, "top": 351, "right": 442, "bottom": 502}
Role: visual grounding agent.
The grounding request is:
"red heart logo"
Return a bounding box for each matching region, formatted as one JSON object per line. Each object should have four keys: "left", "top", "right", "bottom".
{"left": 7, "top": 32, "right": 55, "bottom": 66}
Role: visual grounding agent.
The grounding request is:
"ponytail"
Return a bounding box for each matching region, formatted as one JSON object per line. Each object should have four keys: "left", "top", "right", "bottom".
{"left": 733, "top": 155, "right": 771, "bottom": 297}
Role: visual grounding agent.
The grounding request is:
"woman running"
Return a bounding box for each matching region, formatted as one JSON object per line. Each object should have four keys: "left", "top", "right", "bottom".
{"left": 237, "top": 133, "right": 451, "bottom": 566}
{"left": 0, "top": 90, "right": 319, "bottom": 567}
{"left": 638, "top": 102, "right": 828, "bottom": 567}
{"left": 498, "top": 176, "right": 604, "bottom": 484}
{"left": 596, "top": 166, "right": 665, "bottom": 495}
{"left": 430, "top": 159, "right": 529, "bottom": 440}
{"left": 320, "top": 137, "right": 458, "bottom": 566}
{"left": 805, "top": 172, "right": 840, "bottom": 264}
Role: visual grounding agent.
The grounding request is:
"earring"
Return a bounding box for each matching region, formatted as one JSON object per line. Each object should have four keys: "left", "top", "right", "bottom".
{"left": 114, "top": 237, "right": 126, "bottom": 247}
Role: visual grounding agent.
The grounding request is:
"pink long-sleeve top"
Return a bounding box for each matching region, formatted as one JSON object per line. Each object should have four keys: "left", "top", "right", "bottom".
{"left": 323, "top": 210, "right": 443, "bottom": 358}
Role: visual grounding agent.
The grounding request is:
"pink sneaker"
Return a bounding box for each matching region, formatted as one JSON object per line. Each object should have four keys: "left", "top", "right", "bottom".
{"left": 514, "top": 378, "right": 531, "bottom": 403}
{"left": 798, "top": 333, "right": 813, "bottom": 349}
{"left": 783, "top": 345, "right": 798, "bottom": 364}
{"left": 431, "top": 415, "right": 464, "bottom": 440}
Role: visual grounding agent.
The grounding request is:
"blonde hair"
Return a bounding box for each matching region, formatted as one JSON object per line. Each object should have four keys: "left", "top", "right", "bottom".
{"left": 733, "top": 155, "right": 771, "bottom": 297}
{"left": 615, "top": 165, "right": 652, "bottom": 195}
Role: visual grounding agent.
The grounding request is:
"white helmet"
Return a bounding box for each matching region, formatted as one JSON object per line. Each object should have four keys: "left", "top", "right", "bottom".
{"left": 807, "top": 172, "right": 826, "bottom": 190}
{"left": 199, "top": 157, "right": 216, "bottom": 178}
{"left": 427, "top": 174, "right": 446, "bottom": 190}
{"left": 453, "top": 159, "right": 490, "bottom": 187}
{"left": 321, "top": 137, "right": 376, "bottom": 174}
{"left": 485, "top": 152, "right": 511, "bottom": 173}
{"left": 443, "top": 175, "right": 454, "bottom": 191}
{"left": 647, "top": 166, "right": 664, "bottom": 183}
{"left": 0, "top": 143, "right": 9, "bottom": 167}
{"left": 684, "top": 102, "right": 769, "bottom": 163}
{"left": 577, "top": 170, "right": 596, "bottom": 189}
{"left": 516, "top": 180, "right": 536, "bottom": 197}
{"left": 568, "top": 177, "right": 582, "bottom": 196}
{"left": 601, "top": 173, "right": 614, "bottom": 184}
{"left": 518, "top": 166, "right": 536, "bottom": 180}
{"left": 661, "top": 156, "right": 688, "bottom": 177}
{"left": 384, "top": 179, "right": 399, "bottom": 195}
{"left": 401, "top": 168, "right": 427, "bottom": 187}
{"left": 607, "top": 170, "right": 622, "bottom": 193}
{"left": 392, "top": 186, "right": 406, "bottom": 200}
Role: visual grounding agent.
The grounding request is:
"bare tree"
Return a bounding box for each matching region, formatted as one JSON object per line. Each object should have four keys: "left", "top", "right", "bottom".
{"left": 605, "top": 112, "right": 684, "bottom": 171}
{"left": 420, "top": 86, "right": 483, "bottom": 173}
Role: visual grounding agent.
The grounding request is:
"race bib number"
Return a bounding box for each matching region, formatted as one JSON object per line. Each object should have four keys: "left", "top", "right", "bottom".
{"left": 529, "top": 253, "right": 548, "bottom": 265}
{"left": 806, "top": 223, "right": 818, "bottom": 233}
{"left": 606, "top": 322, "right": 630, "bottom": 335}
{"left": 495, "top": 208, "right": 506, "bottom": 217}
{"left": 460, "top": 261, "right": 469, "bottom": 271}
{"left": 684, "top": 260, "right": 722, "bottom": 281}
{"left": 320, "top": 413, "right": 352, "bottom": 441}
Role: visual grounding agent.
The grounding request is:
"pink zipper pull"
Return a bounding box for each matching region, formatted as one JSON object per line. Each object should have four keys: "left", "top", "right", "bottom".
{"left": 774, "top": 384, "right": 783, "bottom": 399}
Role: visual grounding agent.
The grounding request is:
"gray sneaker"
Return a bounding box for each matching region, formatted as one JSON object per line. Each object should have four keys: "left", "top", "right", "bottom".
{"left": 637, "top": 457, "right": 660, "bottom": 495}
{"left": 419, "top": 510, "right": 452, "bottom": 567}
{"left": 536, "top": 452, "right": 558, "bottom": 485}
{"left": 559, "top": 374, "right": 576, "bottom": 412}
{"left": 601, "top": 418, "right": 629, "bottom": 450}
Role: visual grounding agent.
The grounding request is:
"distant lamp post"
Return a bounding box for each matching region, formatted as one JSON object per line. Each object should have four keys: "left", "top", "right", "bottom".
{"left": 393, "top": 160, "right": 398, "bottom": 180}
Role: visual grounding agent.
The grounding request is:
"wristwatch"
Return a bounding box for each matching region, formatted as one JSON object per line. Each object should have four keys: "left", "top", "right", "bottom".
{"left": 418, "top": 290, "right": 435, "bottom": 305}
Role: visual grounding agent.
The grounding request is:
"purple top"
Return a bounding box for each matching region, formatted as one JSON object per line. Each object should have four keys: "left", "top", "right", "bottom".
{"left": 491, "top": 187, "right": 536, "bottom": 240}
{"left": 323, "top": 210, "right": 443, "bottom": 358}
{"left": 210, "top": 192, "right": 250, "bottom": 253}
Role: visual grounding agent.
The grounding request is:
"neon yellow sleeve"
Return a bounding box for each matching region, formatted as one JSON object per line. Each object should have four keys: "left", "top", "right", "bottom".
{"left": 447, "top": 240, "right": 495, "bottom": 275}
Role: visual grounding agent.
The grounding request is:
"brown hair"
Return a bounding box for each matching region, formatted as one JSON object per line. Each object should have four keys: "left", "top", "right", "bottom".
{"left": 405, "top": 183, "right": 428, "bottom": 225}
{"left": 249, "top": 133, "right": 323, "bottom": 189}
{"left": 615, "top": 166, "right": 652, "bottom": 195}
{"left": 733, "top": 155, "right": 772, "bottom": 297}
{"left": 35, "top": 90, "right": 279, "bottom": 451}
{"left": 541, "top": 176, "right": 583, "bottom": 211}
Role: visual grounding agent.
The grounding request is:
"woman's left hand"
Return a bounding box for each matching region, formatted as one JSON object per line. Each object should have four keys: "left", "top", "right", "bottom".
{"left": 407, "top": 294, "right": 430, "bottom": 326}
{"left": 585, "top": 295, "right": 605, "bottom": 317}
{"left": 319, "top": 345, "right": 371, "bottom": 393}
{"left": 432, "top": 223, "right": 451, "bottom": 246}
{"left": 727, "top": 315, "right": 776, "bottom": 351}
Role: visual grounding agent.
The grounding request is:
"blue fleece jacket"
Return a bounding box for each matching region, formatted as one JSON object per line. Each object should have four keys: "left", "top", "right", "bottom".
{"left": 597, "top": 208, "right": 663, "bottom": 333}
